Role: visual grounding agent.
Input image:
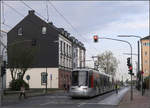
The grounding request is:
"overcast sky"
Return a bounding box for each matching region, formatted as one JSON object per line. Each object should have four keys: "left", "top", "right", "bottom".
{"left": 1, "top": 1, "right": 149, "bottom": 81}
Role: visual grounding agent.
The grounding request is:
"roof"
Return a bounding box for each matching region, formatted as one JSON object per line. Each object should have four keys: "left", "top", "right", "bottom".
{"left": 141, "top": 35, "right": 150, "bottom": 40}
{"left": 73, "top": 67, "right": 112, "bottom": 77}
{"left": 0, "top": 30, "right": 7, "bottom": 33}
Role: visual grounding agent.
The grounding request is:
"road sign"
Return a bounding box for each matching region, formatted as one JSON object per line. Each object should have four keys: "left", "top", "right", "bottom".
{"left": 26, "top": 75, "right": 30, "bottom": 81}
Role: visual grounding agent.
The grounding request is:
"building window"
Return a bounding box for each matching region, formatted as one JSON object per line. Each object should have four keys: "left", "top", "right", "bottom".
{"left": 145, "top": 60, "right": 147, "bottom": 64}
{"left": 60, "top": 41, "right": 63, "bottom": 53}
{"left": 18, "top": 27, "right": 23, "bottom": 36}
{"left": 42, "top": 27, "right": 47, "bottom": 34}
{"left": 67, "top": 44, "right": 68, "bottom": 56}
{"left": 64, "top": 42, "right": 65, "bottom": 54}
{"left": 145, "top": 51, "right": 147, "bottom": 56}
{"left": 41, "top": 72, "right": 47, "bottom": 85}
{"left": 31, "top": 39, "right": 37, "bottom": 46}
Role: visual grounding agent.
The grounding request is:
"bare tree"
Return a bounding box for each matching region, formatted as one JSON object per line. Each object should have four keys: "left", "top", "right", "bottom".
{"left": 97, "top": 51, "right": 119, "bottom": 77}
{"left": 8, "top": 41, "right": 37, "bottom": 80}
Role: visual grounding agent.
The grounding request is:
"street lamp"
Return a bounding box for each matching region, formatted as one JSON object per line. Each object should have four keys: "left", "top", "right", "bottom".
{"left": 118, "top": 35, "right": 144, "bottom": 95}
{"left": 94, "top": 36, "right": 133, "bottom": 100}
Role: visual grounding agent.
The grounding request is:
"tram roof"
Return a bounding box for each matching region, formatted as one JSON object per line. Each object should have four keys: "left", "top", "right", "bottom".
{"left": 73, "top": 67, "right": 112, "bottom": 77}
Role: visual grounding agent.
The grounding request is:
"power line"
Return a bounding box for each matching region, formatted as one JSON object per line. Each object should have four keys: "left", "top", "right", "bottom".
{"left": 2, "top": 0, "right": 5, "bottom": 24}
{"left": 1, "top": 23, "right": 12, "bottom": 29}
{"left": 46, "top": 0, "right": 50, "bottom": 22}
{"left": 48, "top": 1, "right": 99, "bottom": 55}
{"left": 4, "top": 1, "right": 97, "bottom": 58}
{"left": 20, "top": 0, "right": 47, "bottom": 21}
{"left": 4, "top": 2, "right": 25, "bottom": 17}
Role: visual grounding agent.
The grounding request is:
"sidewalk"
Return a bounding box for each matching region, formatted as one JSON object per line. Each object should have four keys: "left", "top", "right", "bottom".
{"left": 2, "top": 89, "right": 63, "bottom": 106}
{"left": 118, "top": 88, "right": 150, "bottom": 108}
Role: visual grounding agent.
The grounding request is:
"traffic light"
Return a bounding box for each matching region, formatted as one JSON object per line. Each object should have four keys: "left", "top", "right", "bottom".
{"left": 1, "top": 61, "right": 6, "bottom": 77}
{"left": 128, "top": 65, "right": 132, "bottom": 74}
{"left": 128, "top": 65, "right": 134, "bottom": 75}
{"left": 127, "top": 57, "right": 131, "bottom": 67}
{"left": 127, "top": 57, "right": 133, "bottom": 75}
{"left": 93, "top": 35, "right": 98, "bottom": 42}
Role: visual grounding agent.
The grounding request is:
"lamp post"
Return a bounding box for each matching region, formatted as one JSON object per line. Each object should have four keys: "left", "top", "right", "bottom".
{"left": 118, "top": 35, "right": 144, "bottom": 95}
{"left": 96, "top": 37, "right": 133, "bottom": 100}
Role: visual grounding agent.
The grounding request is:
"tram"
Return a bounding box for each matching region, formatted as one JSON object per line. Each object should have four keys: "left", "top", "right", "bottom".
{"left": 69, "top": 68, "right": 114, "bottom": 98}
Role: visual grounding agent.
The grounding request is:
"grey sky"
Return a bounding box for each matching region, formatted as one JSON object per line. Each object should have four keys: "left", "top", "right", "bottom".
{"left": 1, "top": 1, "right": 149, "bottom": 81}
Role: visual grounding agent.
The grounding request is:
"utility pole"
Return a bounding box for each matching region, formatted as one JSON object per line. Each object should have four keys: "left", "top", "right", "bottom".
{"left": 149, "top": 36, "right": 150, "bottom": 90}
{"left": 0, "top": 52, "right": 2, "bottom": 106}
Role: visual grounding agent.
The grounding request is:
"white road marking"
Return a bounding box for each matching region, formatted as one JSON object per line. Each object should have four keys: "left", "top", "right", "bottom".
{"left": 40, "top": 101, "right": 72, "bottom": 106}
{"left": 77, "top": 103, "right": 86, "bottom": 107}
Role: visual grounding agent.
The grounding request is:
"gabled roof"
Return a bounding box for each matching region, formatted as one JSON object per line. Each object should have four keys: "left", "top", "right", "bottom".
{"left": 141, "top": 35, "right": 150, "bottom": 40}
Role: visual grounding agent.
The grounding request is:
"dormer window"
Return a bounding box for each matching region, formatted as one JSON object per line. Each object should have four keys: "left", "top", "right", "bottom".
{"left": 18, "top": 27, "right": 22, "bottom": 36}
{"left": 42, "top": 26, "right": 47, "bottom": 34}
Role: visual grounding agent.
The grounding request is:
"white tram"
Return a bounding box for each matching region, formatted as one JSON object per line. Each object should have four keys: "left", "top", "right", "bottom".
{"left": 69, "top": 68, "right": 114, "bottom": 98}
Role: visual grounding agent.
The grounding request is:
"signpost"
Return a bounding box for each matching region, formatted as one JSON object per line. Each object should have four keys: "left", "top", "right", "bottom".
{"left": 50, "top": 74, "right": 52, "bottom": 88}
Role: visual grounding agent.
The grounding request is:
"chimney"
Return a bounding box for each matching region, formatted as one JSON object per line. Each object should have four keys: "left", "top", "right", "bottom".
{"left": 28, "top": 10, "right": 35, "bottom": 15}
{"left": 48, "top": 22, "right": 53, "bottom": 25}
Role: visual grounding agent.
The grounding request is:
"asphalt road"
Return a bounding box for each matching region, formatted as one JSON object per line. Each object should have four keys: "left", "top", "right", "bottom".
{"left": 2, "top": 87, "right": 129, "bottom": 108}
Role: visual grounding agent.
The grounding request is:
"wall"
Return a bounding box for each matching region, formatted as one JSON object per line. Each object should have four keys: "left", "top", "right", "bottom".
{"left": 6, "top": 68, "right": 59, "bottom": 89}
{"left": 141, "top": 39, "right": 150, "bottom": 77}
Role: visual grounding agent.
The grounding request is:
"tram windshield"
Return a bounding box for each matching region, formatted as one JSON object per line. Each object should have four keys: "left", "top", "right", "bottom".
{"left": 72, "top": 71, "right": 88, "bottom": 86}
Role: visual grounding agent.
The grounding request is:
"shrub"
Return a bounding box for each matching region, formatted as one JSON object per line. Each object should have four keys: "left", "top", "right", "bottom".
{"left": 9, "top": 79, "right": 29, "bottom": 91}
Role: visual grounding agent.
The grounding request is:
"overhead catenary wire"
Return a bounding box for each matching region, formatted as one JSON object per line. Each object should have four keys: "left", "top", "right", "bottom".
{"left": 2, "top": 0, "right": 5, "bottom": 24}
{"left": 1, "top": 23, "right": 13, "bottom": 29}
{"left": 21, "top": 0, "right": 98, "bottom": 57}
{"left": 3, "top": 1, "right": 97, "bottom": 57}
{"left": 4, "top": 2, "right": 25, "bottom": 17}
{"left": 46, "top": 0, "right": 50, "bottom": 22}
{"left": 20, "top": 0, "right": 47, "bottom": 21}
{"left": 48, "top": 1, "right": 99, "bottom": 55}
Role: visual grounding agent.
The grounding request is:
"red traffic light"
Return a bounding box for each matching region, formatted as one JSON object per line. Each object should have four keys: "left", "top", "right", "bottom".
{"left": 93, "top": 35, "right": 98, "bottom": 42}
{"left": 129, "top": 66, "right": 132, "bottom": 70}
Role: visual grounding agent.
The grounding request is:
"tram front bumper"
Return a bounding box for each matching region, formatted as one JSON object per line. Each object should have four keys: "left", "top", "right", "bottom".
{"left": 69, "top": 89, "right": 90, "bottom": 98}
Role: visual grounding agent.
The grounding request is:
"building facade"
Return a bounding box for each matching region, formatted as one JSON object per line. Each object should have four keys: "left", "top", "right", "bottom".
{"left": 141, "top": 36, "right": 150, "bottom": 78}
{"left": 6, "top": 10, "right": 86, "bottom": 89}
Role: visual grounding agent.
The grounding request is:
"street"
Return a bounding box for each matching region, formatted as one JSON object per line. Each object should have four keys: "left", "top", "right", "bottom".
{"left": 2, "top": 87, "right": 129, "bottom": 108}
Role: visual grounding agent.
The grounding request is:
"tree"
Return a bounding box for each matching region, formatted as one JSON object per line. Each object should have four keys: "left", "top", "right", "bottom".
{"left": 8, "top": 40, "right": 37, "bottom": 80}
{"left": 97, "top": 51, "right": 119, "bottom": 77}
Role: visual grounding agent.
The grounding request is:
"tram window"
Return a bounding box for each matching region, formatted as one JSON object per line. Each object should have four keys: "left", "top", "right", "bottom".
{"left": 78, "top": 71, "right": 88, "bottom": 86}
{"left": 72, "top": 71, "right": 88, "bottom": 86}
{"left": 72, "top": 71, "right": 78, "bottom": 86}
{"left": 88, "top": 73, "right": 92, "bottom": 88}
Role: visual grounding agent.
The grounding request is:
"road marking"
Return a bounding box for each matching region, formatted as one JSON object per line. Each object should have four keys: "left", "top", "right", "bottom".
{"left": 46, "top": 96, "right": 69, "bottom": 98}
{"left": 77, "top": 103, "right": 86, "bottom": 107}
{"left": 40, "top": 101, "right": 73, "bottom": 106}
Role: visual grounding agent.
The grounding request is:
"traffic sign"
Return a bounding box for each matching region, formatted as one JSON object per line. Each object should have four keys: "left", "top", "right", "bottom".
{"left": 26, "top": 75, "right": 30, "bottom": 81}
